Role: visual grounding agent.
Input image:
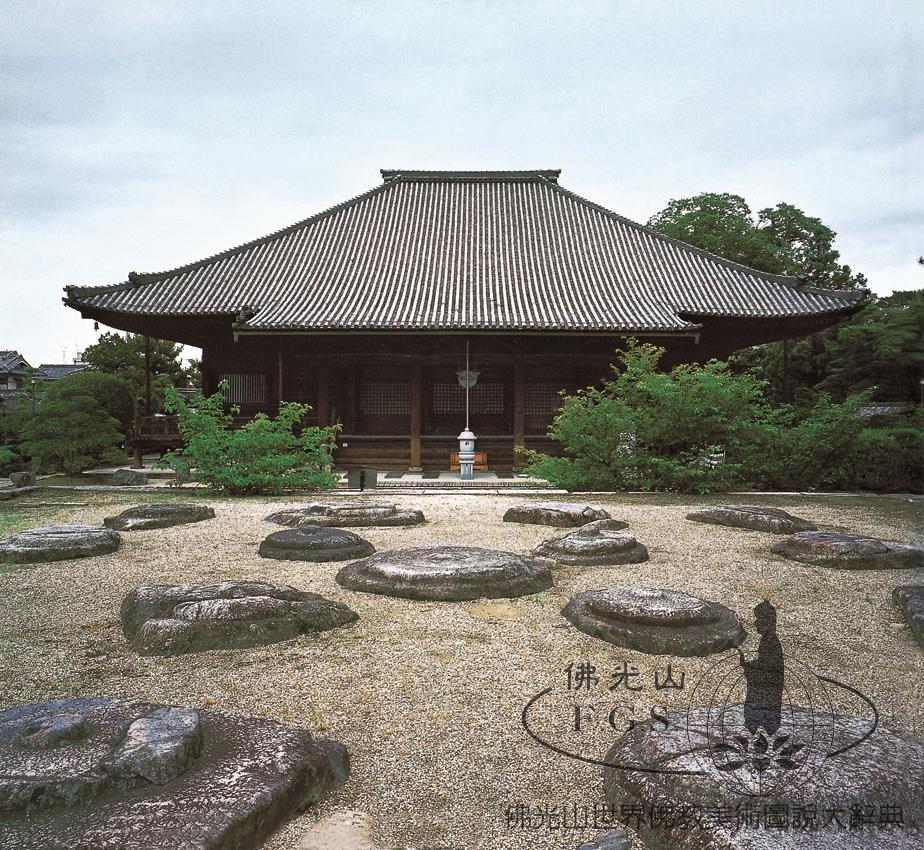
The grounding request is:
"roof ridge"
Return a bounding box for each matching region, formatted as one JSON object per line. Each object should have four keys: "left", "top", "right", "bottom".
{"left": 65, "top": 178, "right": 400, "bottom": 299}
{"left": 381, "top": 169, "right": 560, "bottom": 182}
{"left": 539, "top": 176, "right": 866, "bottom": 305}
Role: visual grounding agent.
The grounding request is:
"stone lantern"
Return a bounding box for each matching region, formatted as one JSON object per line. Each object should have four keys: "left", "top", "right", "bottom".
{"left": 458, "top": 428, "right": 476, "bottom": 480}
{"left": 456, "top": 341, "right": 478, "bottom": 480}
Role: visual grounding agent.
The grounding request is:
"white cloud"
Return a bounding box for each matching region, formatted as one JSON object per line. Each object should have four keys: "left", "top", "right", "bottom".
{"left": 865, "top": 261, "right": 924, "bottom": 296}
{"left": 1, "top": 0, "right": 921, "bottom": 363}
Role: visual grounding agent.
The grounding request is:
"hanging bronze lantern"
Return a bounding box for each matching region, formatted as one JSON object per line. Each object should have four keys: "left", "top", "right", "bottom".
{"left": 456, "top": 369, "right": 480, "bottom": 389}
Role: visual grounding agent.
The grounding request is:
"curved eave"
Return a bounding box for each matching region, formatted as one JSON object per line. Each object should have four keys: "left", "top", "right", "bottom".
{"left": 231, "top": 325, "right": 703, "bottom": 336}
{"left": 62, "top": 171, "right": 869, "bottom": 335}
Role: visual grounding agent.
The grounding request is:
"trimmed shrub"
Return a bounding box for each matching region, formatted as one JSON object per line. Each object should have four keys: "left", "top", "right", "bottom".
{"left": 59, "top": 371, "right": 136, "bottom": 435}
{"left": 20, "top": 384, "right": 126, "bottom": 474}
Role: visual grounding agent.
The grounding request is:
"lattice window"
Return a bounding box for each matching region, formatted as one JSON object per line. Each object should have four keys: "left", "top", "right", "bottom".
{"left": 525, "top": 383, "right": 563, "bottom": 416}
{"left": 219, "top": 373, "right": 266, "bottom": 405}
{"left": 360, "top": 382, "right": 410, "bottom": 415}
{"left": 432, "top": 383, "right": 504, "bottom": 415}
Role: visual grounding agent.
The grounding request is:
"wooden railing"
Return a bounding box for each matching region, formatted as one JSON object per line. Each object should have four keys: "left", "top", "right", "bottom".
{"left": 136, "top": 415, "right": 182, "bottom": 443}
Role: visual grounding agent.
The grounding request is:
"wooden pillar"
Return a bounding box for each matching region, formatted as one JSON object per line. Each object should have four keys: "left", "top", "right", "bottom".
{"left": 409, "top": 361, "right": 422, "bottom": 471}
{"left": 316, "top": 362, "right": 330, "bottom": 427}
{"left": 782, "top": 336, "right": 792, "bottom": 403}
{"left": 132, "top": 399, "right": 144, "bottom": 469}
{"left": 144, "top": 335, "right": 152, "bottom": 416}
{"left": 200, "top": 346, "right": 211, "bottom": 396}
{"left": 513, "top": 360, "right": 525, "bottom": 470}
{"left": 277, "top": 350, "right": 284, "bottom": 409}
{"left": 350, "top": 365, "right": 361, "bottom": 432}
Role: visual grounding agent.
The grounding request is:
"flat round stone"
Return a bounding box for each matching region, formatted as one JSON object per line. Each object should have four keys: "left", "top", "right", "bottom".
{"left": 266, "top": 502, "right": 425, "bottom": 527}
{"left": 0, "top": 697, "right": 349, "bottom": 849}
{"left": 586, "top": 588, "right": 713, "bottom": 625}
{"left": 532, "top": 519, "right": 648, "bottom": 566}
{"left": 893, "top": 586, "right": 924, "bottom": 648}
{"left": 104, "top": 503, "right": 215, "bottom": 531}
{"left": 604, "top": 704, "right": 924, "bottom": 850}
{"left": 0, "top": 524, "right": 120, "bottom": 564}
{"left": 259, "top": 526, "right": 375, "bottom": 562}
{"left": 562, "top": 587, "right": 745, "bottom": 655}
{"left": 686, "top": 505, "right": 816, "bottom": 534}
{"left": 771, "top": 531, "right": 924, "bottom": 570}
{"left": 121, "top": 579, "right": 358, "bottom": 656}
{"left": 503, "top": 502, "right": 611, "bottom": 527}
{"left": 336, "top": 546, "right": 553, "bottom": 601}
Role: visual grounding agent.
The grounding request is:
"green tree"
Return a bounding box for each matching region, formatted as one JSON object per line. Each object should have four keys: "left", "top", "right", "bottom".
{"left": 522, "top": 342, "right": 922, "bottom": 493}
{"left": 82, "top": 332, "right": 186, "bottom": 411}
{"left": 648, "top": 192, "right": 866, "bottom": 289}
{"left": 733, "top": 290, "right": 924, "bottom": 404}
{"left": 523, "top": 341, "right": 776, "bottom": 493}
{"left": 757, "top": 202, "right": 866, "bottom": 289}
{"left": 20, "top": 383, "right": 125, "bottom": 474}
{"left": 160, "top": 386, "right": 339, "bottom": 495}
{"left": 648, "top": 193, "right": 782, "bottom": 272}
{"left": 762, "top": 394, "right": 868, "bottom": 489}
{"left": 0, "top": 368, "right": 48, "bottom": 447}
{"left": 648, "top": 191, "right": 890, "bottom": 405}
{"left": 55, "top": 371, "right": 136, "bottom": 435}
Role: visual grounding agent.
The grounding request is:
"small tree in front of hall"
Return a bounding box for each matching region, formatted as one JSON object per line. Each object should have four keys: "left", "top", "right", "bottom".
{"left": 522, "top": 341, "right": 775, "bottom": 493}
{"left": 160, "top": 385, "right": 340, "bottom": 495}
{"left": 20, "top": 383, "right": 126, "bottom": 474}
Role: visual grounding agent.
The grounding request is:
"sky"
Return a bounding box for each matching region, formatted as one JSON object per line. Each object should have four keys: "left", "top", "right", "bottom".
{"left": 1, "top": 0, "right": 921, "bottom": 366}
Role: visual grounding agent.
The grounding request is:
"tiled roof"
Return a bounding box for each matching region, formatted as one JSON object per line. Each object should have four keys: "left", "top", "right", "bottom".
{"left": 0, "top": 351, "right": 29, "bottom": 375}
{"left": 65, "top": 170, "right": 864, "bottom": 333}
{"left": 858, "top": 403, "right": 916, "bottom": 417}
{"left": 36, "top": 363, "right": 88, "bottom": 380}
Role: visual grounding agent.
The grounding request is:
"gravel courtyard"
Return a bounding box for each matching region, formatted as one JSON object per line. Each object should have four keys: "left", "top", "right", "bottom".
{"left": 1, "top": 490, "right": 921, "bottom": 849}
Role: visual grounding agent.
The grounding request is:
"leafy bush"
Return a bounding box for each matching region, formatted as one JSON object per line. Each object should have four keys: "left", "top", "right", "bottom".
{"left": 20, "top": 384, "right": 126, "bottom": 474}
{"left": 0, "top": 445, "right": 22, "bottom": 476}
{"left": 759, "top": 394, "right": 867, "bottom": 490}
{"left": 523, "top": 342, "right": 776, "bottom": 493}
{"left": 848, "top": 427, "right": 924, "bottom": 493}
{"left": 524, "top": 341, "right": 923, "bottom": 494}
{"left": 160, "top": 386, "right": 339, "bottom": 495}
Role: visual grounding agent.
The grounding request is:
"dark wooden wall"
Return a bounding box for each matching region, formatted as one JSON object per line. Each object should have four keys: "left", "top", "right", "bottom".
{"left": 151, "top": 318, "right": 845, "bottom": 469}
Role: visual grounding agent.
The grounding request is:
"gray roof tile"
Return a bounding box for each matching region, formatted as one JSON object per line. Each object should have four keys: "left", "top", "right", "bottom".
{"left": 0, "top": 351, "right": 29, "bottom": 374}
{"left": 66, "top": 171, "right": 862, "bottom": 333}
{"left": 36, "top": 364, "right": 88, "bottom": 380}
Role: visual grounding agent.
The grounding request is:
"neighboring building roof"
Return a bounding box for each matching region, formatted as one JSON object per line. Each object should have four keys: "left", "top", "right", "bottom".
{"left": 65, "top": 170, "right": 865, "bottom": 334}
{"left": 0, "top": 350, "right": 30, "bottom": 376}
{"left": 36, "top": 363, "right": 88, "bottom": 381}
{"left": 858, "top": 402, "right": 916, "bottom": 418}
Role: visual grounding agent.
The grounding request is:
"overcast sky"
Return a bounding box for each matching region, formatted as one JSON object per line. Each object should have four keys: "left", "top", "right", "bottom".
{"left": 1, "top": 0, "right": 921, "bottom": 365}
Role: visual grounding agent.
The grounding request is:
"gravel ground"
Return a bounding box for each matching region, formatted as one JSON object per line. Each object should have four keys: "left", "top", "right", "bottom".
{"left": 0, "top": 490, "right": 921, "bottom": 849}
